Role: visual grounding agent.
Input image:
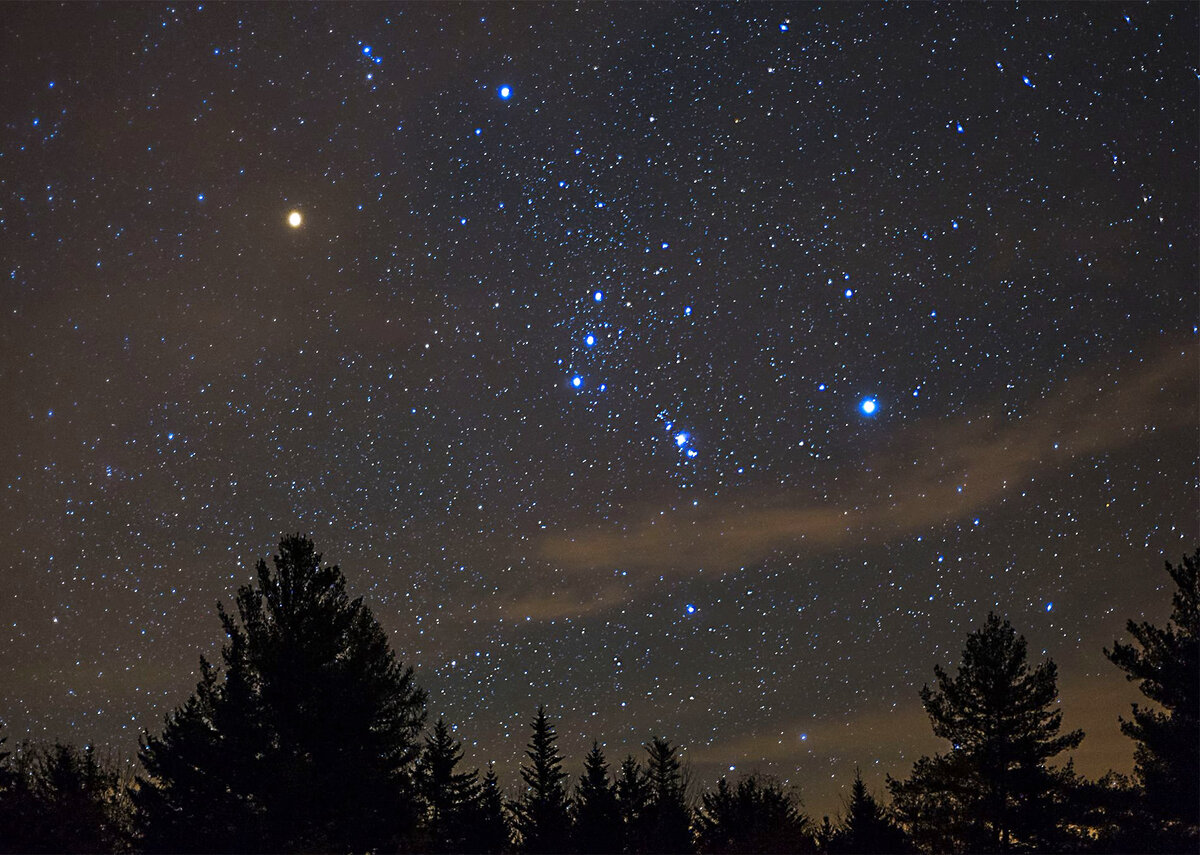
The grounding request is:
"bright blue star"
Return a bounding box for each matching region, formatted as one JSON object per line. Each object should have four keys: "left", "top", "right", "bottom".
{"left": 1046, "top": 602, "right": 1054, "bottom": 612}
{"left": 683, "top": 306, "right": 692, "bottom": 316}
{"left": 593, "top": 290, "right": 604, "bottom": 302}
{"left": 685, "top": 603, "right": 697, "bottom": 615}
{"left": 674, "top": 432, "right": 689, "bottom": 447}
{"left": 362, "top": 45, "right": 371, "bottom": 55}
{"left": 571, "top": 375, "right": 583, "bottom": 389}
{"left": 844, "top": 288, "right": 853, "bottom": 298}
{"left": 584, "top": 334, "right": 596, "bottom": 347}
{"left": 779, "top": 23, "right": 789, "bottom": 32}
{"left": 498, "top": 85, "right": 511, "bottom": 99}
{"left": 860, "top": 397, "right": 878, "bottom": 416}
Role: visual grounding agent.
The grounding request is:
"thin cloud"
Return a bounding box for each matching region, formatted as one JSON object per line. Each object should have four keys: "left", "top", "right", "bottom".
{"left": 536, "top": 337, "right": 1196, "bottom": 584}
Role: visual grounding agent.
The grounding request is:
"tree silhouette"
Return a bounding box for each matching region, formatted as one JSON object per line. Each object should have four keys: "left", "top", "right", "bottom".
{"left": 511, "top": 706, "right": 570, "bottom": 853}
{"left": 0, "top": 741, "right": 132, "bottom": 854}
{"left": 694, "top": 774, "right": 813, "bottom": 854}
{"left": 463, "top": 762, "right": 511, "bottom": 854}
{"left": 417, "top": 717, "right": 481, "bottom": 852}
{"left": 643, "top": 737, "right": 693, "bottom": 853}
{"left": 828, "top": 768, "right": 907, "bottom": 854}
{"left": 616, "top": 754, "right": 651, "bottom": 853}
{"left": 136, "top": 535, "right": 426, "bottom": 853}
{"left": 888, "top": 613, "right": 1084, "bottom": 852}
{"left": 1105, "top": 549, "right": 1199, "bottom": 846}
{"left": 572, "top": 741, "right": 621, "bottom": 854}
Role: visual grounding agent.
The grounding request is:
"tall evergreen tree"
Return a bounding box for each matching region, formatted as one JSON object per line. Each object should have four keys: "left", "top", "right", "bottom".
{"left": 888, "top": 613, "right": 1084, "bottom": 852}
{"left": 643, "top": 737, "right": 693, "bottom": 854}
{"left": 417, "top": 717, "right": 481, "bottom": 852}
{"left": 829, "top": 768, "right": 907, "bottom": 854}
{"left": 511, "top": 706, "right": 570, "bottom": 854}
{"left": 616, "top": 754, "right": 651, "bottom": 853}
{"left": 572, "top": 742, "right": 620, "bottom": 854}
{"left": 136, "top": 535, "right": 427, "bottom": 853}
{"left": 1104, "top": 549, "right": 1199, "bottom": 845}
{"left": 694, "top": 774, "right": 812, "bottom": 854}
{"left": 463, "top": 763, "right": 511, "bottom": 854}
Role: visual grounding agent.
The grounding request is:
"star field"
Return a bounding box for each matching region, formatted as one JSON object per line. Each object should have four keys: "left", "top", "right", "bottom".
{"left": 1, "top": 3, "right": 1196, "bottom": 816}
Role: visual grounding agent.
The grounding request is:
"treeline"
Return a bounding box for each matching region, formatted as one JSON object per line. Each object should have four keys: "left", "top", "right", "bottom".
{"left": 0, "top": 537, "right": 1195, "bottom": 854}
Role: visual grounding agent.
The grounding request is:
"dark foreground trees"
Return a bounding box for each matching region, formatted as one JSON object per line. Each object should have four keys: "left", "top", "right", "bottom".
{"left": 572, "top": 742, "right": 621, "bottom": 854}
{"left": 5, "top": 537, "right": 1198, "bottom": 853}
{"left": 828, "top": 768, "right": 908, "bottom": 854}
{"left": 888, "top": 613, "right": 1084, "bottom": 852}
{"left": 135, "top": 535, "right": 427, "bottom": 853}
{"left": 694, "top": 773, "right": 814, "bottom": 853}
{"left": 0, "top": 740, "right": 132, "bottom": 853}
{"left": 1105, "top": 549, "right": 1199, "bottom": 849}
{"left": 511, "top": 706, "right": 571, "bottom": 853}
{"left": 416, "top": 717, "right": 482, "bottom": 852}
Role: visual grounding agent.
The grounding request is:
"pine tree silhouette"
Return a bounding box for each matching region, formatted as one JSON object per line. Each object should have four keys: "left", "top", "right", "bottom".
{"left": 643, "top": 737, "right": 693, "bottom": 853}
{"left": 828, "top": 768, "right": 907, "bottom": 854}
{"left": 463, "top": 762, "right": 511, "bottom": 854}
{"left": 888, "top": 613, "right": 1084, "bottom": 852}
{"left": 511, "top": 706, "right": 570, "bottom": 853}
{"left": 1105, "top": 549, "right": 1199, "bottom": 846}
{"left": 136, "top": 535, "right": 427, "bottom": 853}
{"left": 417, "top": 717, "right": 481, "bottom": 852}
{"left": 616, "top": 754, "right": 651, "bottom": 853}
{"left": 572, "top": 741, "right": 621, "bottom": 854}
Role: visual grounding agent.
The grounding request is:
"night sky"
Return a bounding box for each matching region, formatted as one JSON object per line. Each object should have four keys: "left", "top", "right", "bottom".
{"left": 2, "top": 3, "right": 1196, "bottom": 816}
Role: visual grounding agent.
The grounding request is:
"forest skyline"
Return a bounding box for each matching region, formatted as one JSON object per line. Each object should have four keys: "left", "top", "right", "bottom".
{"left": 2, "top": 537, "right": 1195, "bottom": 853}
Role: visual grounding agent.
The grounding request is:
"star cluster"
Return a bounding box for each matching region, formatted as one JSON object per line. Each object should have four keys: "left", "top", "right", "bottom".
{"left": 0, "top": 3, "right": 1196, "bottom": 814}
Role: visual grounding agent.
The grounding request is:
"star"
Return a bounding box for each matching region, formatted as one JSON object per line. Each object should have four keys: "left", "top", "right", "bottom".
{"left": 859, "top": 397, "right": 878, "bottom": 416}
{"left": 287, "top": 210, "right": 302, "bottom": 228}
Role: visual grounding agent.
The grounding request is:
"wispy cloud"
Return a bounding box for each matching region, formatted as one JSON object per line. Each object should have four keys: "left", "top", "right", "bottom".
{"left": 526, "top": 338, "right": 1196, "bottom": 611}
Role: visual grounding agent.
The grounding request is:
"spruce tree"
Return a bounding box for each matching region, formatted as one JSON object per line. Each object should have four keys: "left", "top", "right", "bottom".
{"left": 464, "top": 763, "right": 511, "bottom": 854}
{"left": 615, "top": 754, "right": 650, "bottom": 853}
{"left": 1105, "top": 549, "right": 1199, "bottom": 844}
{"left": 572, "top": 742, "right": 620, "bottom": 854}
{"left": 888, "top": 613, "right": 1083, "bottom": 852}
{"left": 829, "top": 768, "right": 907, "bottom": 854}
{"left": 643, "top": 737, "right": 693, "bottom": 853}
{"left": 136, "top": 535, "right": 427, "bottom": 853}
{"left": 511, "top": 706, "right": 570, "bottom": 853}
{"left": 417, "top": 717, "right": 481, "bottom": 852}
